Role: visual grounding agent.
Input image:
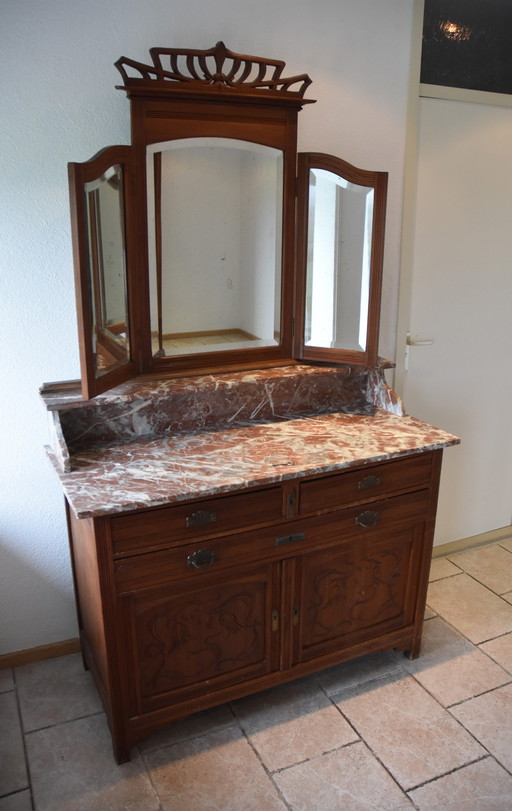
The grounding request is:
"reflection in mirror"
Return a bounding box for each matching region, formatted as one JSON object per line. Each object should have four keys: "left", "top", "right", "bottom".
{"left": 84, "top": 165, "right": 130, "bottom": 377}
{"left": 305, "top": 169, "right": 374, "bottom": 352}
{"left": 147, "top": 138, "right": 283, "bottom": 358}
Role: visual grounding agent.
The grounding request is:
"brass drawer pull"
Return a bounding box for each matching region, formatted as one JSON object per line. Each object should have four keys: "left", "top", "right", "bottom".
{"left": 276, "top": 532, "right": 305, "bottom": 547}
{"left": 186, "top": 548, "right": 216, "bottom": 571}
{"left": 186, "top": 509, "right": 217, "bottom": 528}
{"left": 358, "top": 474, "right": 383, "bottom": 491}
{"left": 355, "top": 510, "right": 380, "bottom": 529}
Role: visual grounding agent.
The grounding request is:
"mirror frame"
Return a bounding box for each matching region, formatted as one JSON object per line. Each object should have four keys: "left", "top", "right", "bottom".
{"left": 295, "top": 152, "right": 388, "bottom": 368}
{"left": 117, "top": 42, "right": 314, "bottom": 380}
{"left": 68, "top": 145, "right": 140, "bottom": 399}
{"left": 69, "top": 43, "right": 389, "bottom": 399}
{"left": 146, "top": 137, "right": 286, "bottom": 362}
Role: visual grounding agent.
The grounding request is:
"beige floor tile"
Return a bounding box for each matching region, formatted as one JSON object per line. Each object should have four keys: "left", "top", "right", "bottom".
{"left": 0, "top": 669, "right": 14, "bottom": 693}
{"left": 333, "top": 673, "right": 484, "bottom": 791}
{"left": 499, "top": 538, "right": 512, "bottom": 554}
{"left": 232, "top": 677, "right": 358, "bottom": 771}
{"left": 25, "top": 713, "right": 159, "bottom": 811}
{"left": 450, "top": 683, "right": 512, "bottom": 772}
{"left": 480, "top": 633, "right": 512, "bottom": 673}
{"left": 403, "top": 617, "right": 510, "bottom": 705}
{"left": 274, "top": 741, "right": 413, "bottom": 810}
{"left": 429, "top": 557, "right": 462, "bottom": 581}
{"left": 449, "top": 545, "right": 512, "bottom": 594}
{"left": 144, "top": 725, "right": 286, "bottom": 810}
{"left": 316, "top": 650, "right": 406, "bottom": 696}
{"left": 408, "top": 756, "right": 512, "bottom": 810}
{"left": 0, "top": 790, "right": 33, "bottom": 811}
{"left": 137, "top": 703, "right": 238, "bottom": 753}
{"left": 0, "top": 693, "right": 28, "bottom": 797}
{"left": 502, "top": 591, "right": 512, "bottom": 605}
{"left": 15, "top": 653, "right": 102, "bottom": 731}
{"left": 427, "top": 573, "right": 512, "bottom": 644}
{"left": 424, "top": 604, "right": 436, "bottom": 619}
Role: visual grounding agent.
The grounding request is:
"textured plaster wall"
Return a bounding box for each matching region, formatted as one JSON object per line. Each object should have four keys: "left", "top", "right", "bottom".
{"left": 0, "top": 0, "right": 414, "bottom": 653}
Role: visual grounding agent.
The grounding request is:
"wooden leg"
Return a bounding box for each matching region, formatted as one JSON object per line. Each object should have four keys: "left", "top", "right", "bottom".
{"left": 404, "top": 635, "right": 422, "bottom": 660}
{"left": 113, "top": 744, "right": 131, "bottom": 765}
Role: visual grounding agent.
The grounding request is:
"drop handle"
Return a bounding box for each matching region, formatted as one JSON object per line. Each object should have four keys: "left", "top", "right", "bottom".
{"left": 358, "top": 474, "right": 382, "bottom": 491}
{"left": 355, "top": 510, "right": 380, "bottom": 529}
{"left": 186, "top": 548, "right": 216, "bottom": 571}
{"left": 186, "top": 509, "right": 216, "bottom": 528}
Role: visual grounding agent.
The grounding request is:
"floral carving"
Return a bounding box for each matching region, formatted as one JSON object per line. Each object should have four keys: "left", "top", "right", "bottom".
{"left": 139, "top": 587, "right": 264, "bottom": 695}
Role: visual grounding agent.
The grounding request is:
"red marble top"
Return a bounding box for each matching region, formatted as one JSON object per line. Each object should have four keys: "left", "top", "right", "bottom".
{"left": 49, "top": 408, "right": 459, "bottom": 519}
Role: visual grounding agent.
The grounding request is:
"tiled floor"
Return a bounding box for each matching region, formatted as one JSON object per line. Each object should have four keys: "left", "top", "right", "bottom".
{"left": 3, "top": 539, "right": 512, "bottom": 810}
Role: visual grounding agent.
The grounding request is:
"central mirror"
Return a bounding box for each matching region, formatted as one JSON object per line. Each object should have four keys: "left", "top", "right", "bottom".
{"left": 147, "top": 138, "right": 284, "bottom": 358}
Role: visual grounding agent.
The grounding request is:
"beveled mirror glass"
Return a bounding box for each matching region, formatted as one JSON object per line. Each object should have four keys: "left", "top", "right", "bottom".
{"left": 84, "top": 164, "right": 130, "bottom": 377}
{"left": 296, "top": 152, "right": 387, "bottom": 368}
{"left": 146, "top": 138, "right": 283, "bottom": 358}
{"left": 304, "top": 168, "right": 374, "bottom": 352}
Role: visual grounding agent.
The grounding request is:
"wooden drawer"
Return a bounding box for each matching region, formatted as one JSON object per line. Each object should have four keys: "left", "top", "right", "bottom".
{"left": 299, "top": 453, "right": 433, "bottom": 515}
{"left": 114, "top": 489, "right": 430, "bottom": 594}
{"left": 110, "top": 486, "right": 283, "bottom": 556}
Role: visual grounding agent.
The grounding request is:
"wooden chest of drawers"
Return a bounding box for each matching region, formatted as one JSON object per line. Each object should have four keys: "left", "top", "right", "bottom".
{"left": 67, "top": 449, "right": 442, "bottom": 762}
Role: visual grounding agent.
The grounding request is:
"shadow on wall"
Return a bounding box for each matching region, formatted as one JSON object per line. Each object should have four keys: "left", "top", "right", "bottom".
{"left": 0, "top": 537, "right": 78, "bottom": 656}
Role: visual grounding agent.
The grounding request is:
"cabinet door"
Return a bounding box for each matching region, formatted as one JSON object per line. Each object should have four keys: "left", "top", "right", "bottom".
{"left": 122, "top": 561, "right": 280, "bottom": 715}
{"left": 293, "top": 522, "right": 424, "bottom": 665}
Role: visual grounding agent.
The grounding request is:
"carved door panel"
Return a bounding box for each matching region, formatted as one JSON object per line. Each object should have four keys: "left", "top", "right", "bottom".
{"left": 293, "top": 524, "right": 424, "bottom": 665}
{"left": 123, "top": 561, "right": 280, "bottom": 715}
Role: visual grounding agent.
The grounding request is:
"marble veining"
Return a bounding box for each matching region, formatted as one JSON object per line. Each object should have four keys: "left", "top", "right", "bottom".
{"left": 42, "top": 365, "right": 405, "bottom": 461}
{"left": 50, "top": 409, "right": 459, "bottom": 519}
{"left": 50, "top": 365, "right": 383, "bottom": 454}
{"left": 41, "top": 364, "right": 458, "bottom": 519}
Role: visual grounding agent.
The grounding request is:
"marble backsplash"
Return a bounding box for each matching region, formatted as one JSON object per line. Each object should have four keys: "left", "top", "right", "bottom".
{"left": 41, "top": 364, "right": 403, "bottom": 470}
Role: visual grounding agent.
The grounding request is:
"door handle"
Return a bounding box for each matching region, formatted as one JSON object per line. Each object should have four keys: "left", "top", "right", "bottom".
{"left": 405, "top": 333, "right": 434, "bottom": 370}
{"left": 406, "top": 332, "right": 433, "bottom": 346}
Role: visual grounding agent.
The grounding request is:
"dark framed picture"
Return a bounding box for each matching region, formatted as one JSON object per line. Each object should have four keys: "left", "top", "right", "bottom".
{"left": 421, "top": 0, "right": 512, "bottom": 95}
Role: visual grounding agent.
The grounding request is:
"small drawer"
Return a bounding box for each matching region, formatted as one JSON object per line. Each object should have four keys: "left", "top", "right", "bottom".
{"left": 114, "top": 524, "right": 277, "bottom": 593}
{"left": 299, "top": 453, "right": 433, "bottom": 515}
{"left": 114, "top": 489, "right": 430, "bottom": 594}
{"left": 110, "top": 486, "right": 283, "bottom": 556}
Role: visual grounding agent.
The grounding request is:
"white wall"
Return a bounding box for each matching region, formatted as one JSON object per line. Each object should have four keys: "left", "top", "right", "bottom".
{"left": 0, "top": 0, "right": 414, "bottom": 653}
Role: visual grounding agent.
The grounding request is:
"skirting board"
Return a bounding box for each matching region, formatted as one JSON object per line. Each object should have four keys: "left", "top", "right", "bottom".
{"left": 432, "top": 524, "right": 512, "bottom": 559}
{"left": 0, "top": 638, "right": 81, "bottom": 670}
{"left": 1, "top": 526, "right": 511, "bottom": 669}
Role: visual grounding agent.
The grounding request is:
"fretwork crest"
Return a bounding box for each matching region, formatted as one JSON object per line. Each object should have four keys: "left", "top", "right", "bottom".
{"left": 115, "top": 41, "right": 312, "bottom": 97}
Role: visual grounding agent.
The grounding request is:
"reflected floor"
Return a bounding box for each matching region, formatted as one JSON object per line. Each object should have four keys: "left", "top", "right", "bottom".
{"left": 152, "top": 328, "right": 278, "bottom": 356}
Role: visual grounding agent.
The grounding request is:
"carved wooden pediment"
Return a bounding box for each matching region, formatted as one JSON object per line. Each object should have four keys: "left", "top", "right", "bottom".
{"left": 115, "top": 41, "right": 313, "bottom": 99}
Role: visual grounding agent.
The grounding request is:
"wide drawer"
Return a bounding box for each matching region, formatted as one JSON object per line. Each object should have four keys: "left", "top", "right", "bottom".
{"left": 299, "top": 453, "right": 433, "bottom": 515}
{"left": 110, "top": 486, "right": 283, "bottom": 556}
{"left": 114, "top": 489, "right": 430, "bottom": 594}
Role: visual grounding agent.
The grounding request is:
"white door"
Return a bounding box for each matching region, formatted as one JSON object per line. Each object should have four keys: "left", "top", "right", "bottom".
{"left": 400, "top": 94, "right": 512, "bottom": 546}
